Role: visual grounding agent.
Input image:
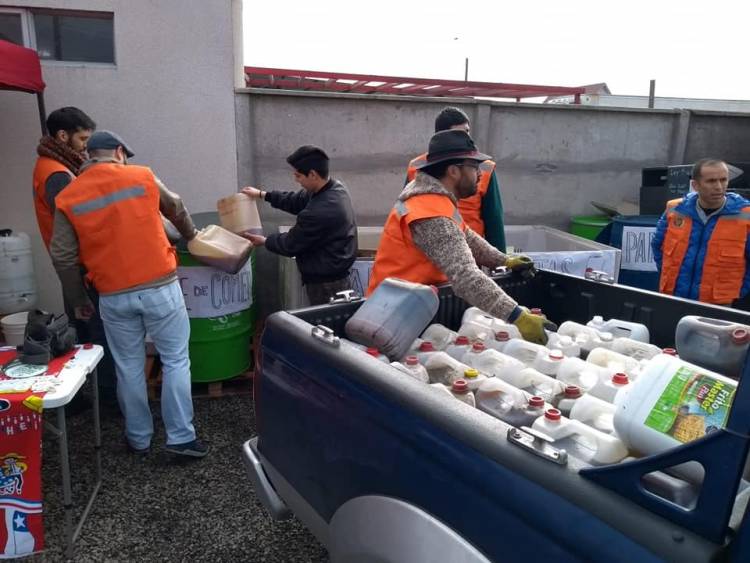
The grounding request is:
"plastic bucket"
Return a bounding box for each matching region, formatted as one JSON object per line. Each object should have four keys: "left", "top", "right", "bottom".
{"left": 569, "top": 215, "right": 611, "bottom": 241}
{"left": 1, "top": 311, "right": 28, "bottom": 347}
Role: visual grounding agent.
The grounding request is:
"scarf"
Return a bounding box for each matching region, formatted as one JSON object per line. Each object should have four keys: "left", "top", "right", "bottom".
{"left": 36, "top": 136, "right": 85, "bottom": 175}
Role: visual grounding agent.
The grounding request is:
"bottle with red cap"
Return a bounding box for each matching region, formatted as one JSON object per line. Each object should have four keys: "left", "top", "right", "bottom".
{"left": 445, "top": 335, "right": 472, "bottom": 361}
{"left": 461, "top": 341, "right": 488, "bottom": 368}
{"left": 532, "top": 408, "right": 629, "bottom": 465}
{"left": 475, "top": 377, "right": 531, "bottom": 421}
{"left": 532, "top": 349, "right": 565, "bottom": 377}
{"left": 365, "top": 347, "right": 389, "bottom": 363}
{"left": 420, "top": 323, "right": 458, "bottom": 351}
{"left": 589, "top": 372, "right": 630, "bottom": 403}
{"left": 391, "top": 355, "right": 429, "bottom": 383}
{"left": 675, "top": 315, "right": 750, "bottom": 378}
{"left": 414, "top": 340, "right": 440, "bottom": 365}
{"left": 460, "top": 307, "right": 522, "bottom": 340}
{"left": 555, "top": 385, "right": 584, "bottom": 417}
{"left": 484, "top": 330, "right": 512, "bottom": 354}
{"left": 449, "top": 379, "right": 476, "bottom": 407}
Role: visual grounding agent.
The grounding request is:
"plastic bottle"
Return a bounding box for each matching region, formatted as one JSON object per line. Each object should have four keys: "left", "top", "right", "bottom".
{"left": 546, "top": 332, "right": 581, "bottom": 358}
{"left": 533, "top": 349, "right": 565, "bottom": 377}
{"left": 445, "top": 335, "right": 472, "bottom": 361}
{"left": 555, "top": 385, "right": 584, "bottom": 417}
{"left": 557, "top": 321, "right": 614, "bottom": 354}
{"left": 586, "top": 347, "right": 642, "bottom": 380}
{"left": 569, "top": 393, "right": 616, "bottom": 434}
{"left": 532, "top": 408, "right": 629, "bottom": 465}
{"left": 556, "top": 357, "right": 605, "bottom": 393}
{"left": 365, "top": 347, "right": 390, "bottom": 363}
{"left": 420, "top": 323, "right": 458, "bottom": 351}
{"left": 405, "top": 337, "right": 425, "bottom": 357}
{"left": 475, "top": 377, "right": 531, "bottom": 421}
{"left": 589, "top": 372, "right": 630, "bottom": 403}
{"left": 586, "top": 315, "right": 650, "bottom": 342}
{"left": 392, "top": 356, "right": 429, "bottom": 383}
{"left": 424, "top": 352, "right": 472, "bottom": 386}
{"left": 471, "top": 349, "right": 526, "bottom": 382}
{"left": 457, "top": 320, "right": 491, "bottom": 344}
{"left": 516, "top": 368, "right": 567, "bottom": 402}
{"left": 484, "top": 330, "right": 512, "bottom": 354}
{"left": 345, "top": 279, "right": 439, "bottom": 360}
{"left": 610, "top": 337, "right": 662, "bottom": 362}
{"left": 429, "top": 382, "right": 454, "bottom": 399}
{"left": 675, "top": 316, "right": 750, "bottom": 378}
{"left": 461, "top": 342, "right": 488, "bottom": 368}
{"left": 480, "top": 393, "right": 547, "bottom": 427}
{"left": 502, "top": 338, "right": 549, "bottom": 367}
{"left": 415, "top": 341, "right": 440, "bottom": 365}
{"left": 450, "top": 380, "right": 476, "bottom": 407}
{"left": 461, "top": 307, "right": 522, "bottom": 339}
{"left": 187, "top": 224, "right": 253, "bottom": 274}
{"left": 614, "top": 354, "right": 737, "bottom": 483}
{"left": 216, "top": 193, "right": 263, "bottom": 235}
{"left": 462, "top": 368, "right": 487, "bottom": 391}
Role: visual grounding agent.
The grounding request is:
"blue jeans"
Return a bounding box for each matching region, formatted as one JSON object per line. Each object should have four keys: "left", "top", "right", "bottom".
{"left": 99, "top": 280, "right": 196, "bottom": 449}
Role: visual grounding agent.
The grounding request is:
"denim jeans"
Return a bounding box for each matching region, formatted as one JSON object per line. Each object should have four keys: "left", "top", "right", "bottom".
{"left": 99, "top": 280, "right": 196, "bottom": 449}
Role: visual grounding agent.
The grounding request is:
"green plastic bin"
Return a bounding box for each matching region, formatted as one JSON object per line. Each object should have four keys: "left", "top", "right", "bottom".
{"left": 177, "top": 250, "right": 256, "bottom": 383}
{"left": 570, "top": 215, "right": 611, "bottom": 241}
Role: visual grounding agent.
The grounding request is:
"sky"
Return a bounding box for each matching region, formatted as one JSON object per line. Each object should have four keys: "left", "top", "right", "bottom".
{"left": 243, "top": 0, "right": 749, "bottom": 101}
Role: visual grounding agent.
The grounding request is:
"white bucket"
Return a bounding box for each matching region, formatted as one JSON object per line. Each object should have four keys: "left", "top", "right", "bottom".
{"left": 1, "top": 311, "right": 28, "bottom": 346}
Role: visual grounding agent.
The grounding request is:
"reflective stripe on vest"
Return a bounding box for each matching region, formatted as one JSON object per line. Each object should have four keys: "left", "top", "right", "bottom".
{"left": 56, "top": 163, "right": 176, "bottom": 294}
{"left": 367, "top": 194, "right": 465, "bottom": 295}
{"left": 32, "top": 157, "right": 74, "bottom": 250}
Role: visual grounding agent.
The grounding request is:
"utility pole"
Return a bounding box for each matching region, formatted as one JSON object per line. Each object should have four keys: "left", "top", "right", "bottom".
{"left": 464, "top": 57, "right": 469, "bottom": 81}
{"left": 648, "top": 79, "right": 656, "bottom": 109}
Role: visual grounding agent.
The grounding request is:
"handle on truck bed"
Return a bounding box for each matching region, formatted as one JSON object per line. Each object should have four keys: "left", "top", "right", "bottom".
{"left": 311, "top": 324, "right": 341, "bottom": 348}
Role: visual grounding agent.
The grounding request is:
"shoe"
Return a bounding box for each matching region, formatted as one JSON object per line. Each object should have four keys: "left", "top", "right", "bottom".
{"left": 165, "top": 439, "right": 209, "bottom": 458}
{"left": 124, "top": 437, "right": 150, "bottom": 456}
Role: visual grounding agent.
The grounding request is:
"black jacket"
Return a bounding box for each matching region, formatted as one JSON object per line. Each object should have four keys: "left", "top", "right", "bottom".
{"left": 265, "top": 179, "right": 357, "bottom": 284}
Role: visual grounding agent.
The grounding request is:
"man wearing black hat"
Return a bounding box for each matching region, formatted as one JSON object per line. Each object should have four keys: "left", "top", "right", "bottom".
{"left": 368, "top": 130, "right": 554, "bottom": 344}
{"left": 51, "top": 130, "right": 209, "bottom": 458}
{"left": 241, "top": 145, "right": 357, "bottom": 305}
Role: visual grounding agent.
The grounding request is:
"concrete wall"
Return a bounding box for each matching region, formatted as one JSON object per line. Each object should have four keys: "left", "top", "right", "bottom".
{"left": 0, "top": 0, "right": 239, "bottom": 312}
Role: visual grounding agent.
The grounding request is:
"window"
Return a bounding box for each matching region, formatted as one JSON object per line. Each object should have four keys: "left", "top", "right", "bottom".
{"left": 32, "top": 10, "right": 114, "bottom": 63}
{"left": 0, "top": 12, "right": 23, "bottom": 45}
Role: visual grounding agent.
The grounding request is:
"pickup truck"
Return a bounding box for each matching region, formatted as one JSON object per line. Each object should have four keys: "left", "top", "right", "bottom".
{"left": 243, "top": 270, "right": 750, "bottom": 562}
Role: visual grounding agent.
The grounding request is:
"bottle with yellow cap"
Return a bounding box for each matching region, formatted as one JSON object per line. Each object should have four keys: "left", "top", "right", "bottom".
{"left": 461, "top": 367, "right": 487, "bottom": 392}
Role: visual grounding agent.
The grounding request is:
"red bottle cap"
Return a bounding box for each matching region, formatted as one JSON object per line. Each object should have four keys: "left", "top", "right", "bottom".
{"left": 528, "top": 396, "right": 545, "bottom": 408}
{"left": 472, "top": 342, "right": 486, "bottom": 352}
{"left": 495, "top": 331, "right": 510, "bottom": 342}
{"left": 366, "top": 347, "right": 380, "bottom": 357}
{"left": 732, "top": 328, "right": 750, "bottom": 345}
{"left": 83, "top": 343, "right": 93, "bottom": 350}
{"left": 531, "top": 308, "right": 543, "bottom": 315}
{"left": 405, "top": 355, "right": 419, "bottom": 365}
{"left": 455, "top": 336, "right": 470, "bottom": 345}
{"left": 451, "top": 379, "right": 469, "bottom": 394}
{"left": 548, "top": 350, "right": 564, "bottom": 361}
{"left": 612, "top": 372, "right": 629, "bottom": 385}
{"left": 545, "top": 408, "right": 561, "bottom": 421}
{"left": 564, "top": 385, "right": 582, "bottom": 398}
{"left": 662, "top": 348, "right": 678, "bottom": 356}
{"left": 419, "top": 341, "right": 435, "bottom": 352}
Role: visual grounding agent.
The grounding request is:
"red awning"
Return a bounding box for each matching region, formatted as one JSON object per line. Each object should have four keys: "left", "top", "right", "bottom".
{"left": 0, "top": 39, "right": 45, "bottom": 94}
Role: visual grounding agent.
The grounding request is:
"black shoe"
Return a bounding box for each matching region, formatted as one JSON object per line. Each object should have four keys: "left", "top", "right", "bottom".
{"left": 165, "top": 439, "right": 209, "bottom": 458}
{"left": 124, "top": 437, "right": 150, "bottom": 456}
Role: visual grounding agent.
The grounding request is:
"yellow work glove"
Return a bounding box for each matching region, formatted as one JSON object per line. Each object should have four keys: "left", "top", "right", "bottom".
{"left": 511, "top": 309, "right": 558, "bottom": 345}
{"left": 504, "top": 254, "right": 535, "bottom": 272}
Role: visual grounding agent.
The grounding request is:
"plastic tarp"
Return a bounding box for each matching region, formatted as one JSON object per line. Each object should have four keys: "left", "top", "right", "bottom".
{"left": 0, "top": 39, "right": 45, "bottom": 94}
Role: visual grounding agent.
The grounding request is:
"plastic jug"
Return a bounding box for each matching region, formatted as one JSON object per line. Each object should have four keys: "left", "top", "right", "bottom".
{"left": 415, "top": 341, "right": 440, "bottom": 365}
{"left": 472, "top": 349, "right": 565, "bottom": 400}
{"left": 587, "top": 315, "right": 650, "bottom": 343}
{"left": 421, "top": 323, "right": 458, "bottom": 351}
{"left": 461, "top": 307, "right": 521, "bottom": 339}
{"left": 457, "top": 320, "right": 491, "bottom": 344}
{"left": 557, "top": 357, "right": 605, "bottom": 392}
{"left": 614, "top": 354, "right": 737, "bottom": 483}
{"left": 450, "top": 380, "right": 476, "bottom": 407}
{"left": 187, "top": 224, "right": 253, "bottom": 274}
{"left": 675, "top": 316, "right": 750, "bottom": 378}
{"left": 0, "top": 230, "right": 37, "bottom": 315}
{"left": 345, "top": 278, "right": 439, "bottom": 360}
{"left": 470, "top": 349, "right": 526, "bottom": 382}
{"left": 589, "top": 372, "right": 630, "bottom": 403}
{"left": 569, "top": 393, "right": 616, "bottom": 434}
{"left": 476, "top": 377, "right": 531, "bottom": 420}
{"left": 532, "top": 408, "right": 629, "bottom": 465}
{"left": 558, "top": 321, "right": 614, "bottom": 354}
{"left": 586, "top": 347, "right": 642, "bottom": 379}
{"left": 445, "top": 335, "right": 472, "bottom": 361}
{"left": 546, "top": 332, "right": 580, "bottom": 358}
{"left": 424, "top": 352, "right": 472, "bottom": 386}
{"left": 365, "top": 347, "right": 390, "bottom": 363}
{"left": 461, "top": 367, "right": 487, "bottom": 391}
{"left": 610, "top": 337, "right": 662, "bottom": 362}
{"left": 502, "top": 339, "right": 549, "bottom": 367}
{"left": 405, "top": 337, "right": 424, "bottom": 356}
{"left": 555, "top": 385, "right": 584, "bottom": 417}
{"left": 514, "top": 367, "right": 567, "bottom": 402}
{"left": 429, "top": 382, "right": 454, "bottom": 399}
{"left": 533, "top": 349, "right": 565, "bottom": 377}
{"left": 392, "top": 356, "right": 429, "bottom": 383}
{"left": 217, "top": 193, "right": 263, "bottom": 235}
{"left": 461, "top": 342, "right": 488, "bottom": 368}
{"left": 484, "top": 330, "right": 513, "bottom": 353}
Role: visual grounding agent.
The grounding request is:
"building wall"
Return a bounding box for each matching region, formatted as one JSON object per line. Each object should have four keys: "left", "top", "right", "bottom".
{"left": 0, "top": 0, "right": 239, "bottom": 312}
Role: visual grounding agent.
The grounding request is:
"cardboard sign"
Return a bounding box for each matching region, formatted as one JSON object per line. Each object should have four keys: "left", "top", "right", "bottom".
{"left": 621, "top": 226, "right": 658, "bottom": 272}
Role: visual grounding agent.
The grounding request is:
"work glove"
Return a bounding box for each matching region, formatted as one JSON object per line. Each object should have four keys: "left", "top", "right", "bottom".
{"left": 510, "top": 308, "right": 558, "bottom": 345}
{"left": 505, "top": 254, "right": 535, "bottom": 272}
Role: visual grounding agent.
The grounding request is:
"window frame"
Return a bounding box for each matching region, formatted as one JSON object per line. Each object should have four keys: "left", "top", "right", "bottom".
{"left": 30, "top": 8, "right": 116, "bottom": 67}
{"left": 0, "top": 7, "right": 33, "bottom": 47}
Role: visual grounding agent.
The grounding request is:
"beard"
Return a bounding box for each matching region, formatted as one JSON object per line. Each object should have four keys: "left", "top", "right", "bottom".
{"left": 456, "top": 175, "right": 478, "bottom": 199}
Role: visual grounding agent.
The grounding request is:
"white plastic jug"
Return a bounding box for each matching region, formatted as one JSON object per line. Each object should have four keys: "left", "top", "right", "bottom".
{"left": 429, "top": 382, "right": 454, "bottom": 399}
{"left": 471, "top": 349, "right": 526, "bottom": 382}
{"left": 415, "top": 341, "right": 440, "bottom": 365}
{"left": 187, "top": 224, "right": 253, "bottom": 274}
{"left": 461, "top": 367, "right": 488, "bottom": 391}
{"left": 589, "top": 372, "right": 630, "bottom": 403}
{"left": 421, "top": 323, "right": 458, "bottom": 351}
{"left": 555, "top": 385, "right": 584, "bottom": 417}
{"left": 502, "top": 339, "right": 549, "bottom": 367}
{"left": 345, "top": 278, "right": 439, "bottom": 360}
{"left": 484, "top": 330, "right": 513, "bottom": 353}
{"left": 424, "top": 352, "right": 472, "bottom": 386}
{"left": 476, "top": 377, "right": 531, "bottom": 420}
{"left": 675, "top": 316, "right": 750, "bottom": 378}
{"left": 445, "top": 335, "right": 472, "bottom": 361}
{"left": 610, "top": 337, "right": 662, "bottom": 362}
{"left": 392, "top": 356, "right": 429, "bottom": 383}
{"left": 514, "top": 367, "right": 567, "bottom": 402}
{"left": 533, "top": 349, "right": 565, "bottom": 377}
{"left": 586, "top": 347, "right": 643, "bottom": 379}
{"left": 558, "top": 321, "right": 614, "bottom": 354}
{"left": 614, "top": 354, "right": 737, "bottom": 483}
{"left": 546, "top": 332, "right": 580, "bottom": 358}
{"left": 569, "top": 393, "right": 616, "bottom": 434}
{"left": 217, "top": 193, "right": 263, "bottom": 235}
{"left": 587, "top": 315, "right": 650, "bottom": 343}
{"left": 532, "top": 408, "right": 629, "bottom": 465}
{"left": 557, "top": 357, "right": 605, "bottom": 392}
{"left": 450, "top": 380, "right": 476, "bottom": 407}
{"left": 457, "top": 320, "right": 491, "bottom": 344}
{"left": 461, "top": 307, "right": 521, "bottom": 338}
{"left": 0, "top": 230, "right": 37, "bottom": 315}
{"left": 461, "top": 342, "right": 488, "bottom": 368}
{"left": 405, "top": 337, "right": 424, "bottom": 356}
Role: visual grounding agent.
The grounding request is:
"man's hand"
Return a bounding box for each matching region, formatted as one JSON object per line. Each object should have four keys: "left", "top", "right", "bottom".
{"left": 512, "top": 310, "right": 557, "bottom": 345}
{"left": 505, "top": 254, "right": 534, "bottom": 272}
{"left": 240, "top": 232, "right": 266, "bottom": 247}
{"left": 74, "top": 303, "right": 95, "bottom": 321}
{"left": 241, "top": 186, "right": 265, "bottom": 200}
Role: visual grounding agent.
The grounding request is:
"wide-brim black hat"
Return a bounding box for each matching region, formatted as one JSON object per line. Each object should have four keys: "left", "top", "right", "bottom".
{"left": 414, "top": 129, "right": 492, "bottom": 169}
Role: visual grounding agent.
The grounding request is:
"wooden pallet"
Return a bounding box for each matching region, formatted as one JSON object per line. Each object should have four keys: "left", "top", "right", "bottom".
{"left": 146, "top": 357, "right": 254, "bottom": 400}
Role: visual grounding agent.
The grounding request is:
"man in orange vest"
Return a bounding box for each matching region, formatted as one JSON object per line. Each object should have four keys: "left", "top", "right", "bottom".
{"left": 406, "top": 107, "right": 506, "bottom": 251}
{"left": 51, "top": 131, "right": 208, "bottom": 458}
{"left": 369, "top": 130, "right": 554, "bottom": 344}
{"left": 652, "top": 158, "right": 750, "bottom": 306}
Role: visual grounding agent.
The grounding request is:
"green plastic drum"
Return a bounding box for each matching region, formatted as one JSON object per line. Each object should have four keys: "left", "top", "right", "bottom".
{"left": 570, "top": 215, "right": 611, "bottom": 241}
{"left": 177, "top": 250, "right": 256, "bottom": 383}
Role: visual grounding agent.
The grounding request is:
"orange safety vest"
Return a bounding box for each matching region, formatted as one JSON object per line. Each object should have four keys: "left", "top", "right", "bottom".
{"left": 406, "top": 153, "right": 495, "bottom": 236}
{"left": 367, "top": 193, "right": 466, "bottom": 295}
{"left": 659, "top": 198, "right": 750, "bottom": 304}
{"left": 32, "top": 156, "right": 75, "bottom": 250}
{"left": 55, "top": 163, "right": 177, "bottom": 294}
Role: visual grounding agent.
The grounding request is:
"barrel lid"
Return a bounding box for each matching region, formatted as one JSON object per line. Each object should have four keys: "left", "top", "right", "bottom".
{"left": 732, "top": 328, "right": 750, "bottom": 345}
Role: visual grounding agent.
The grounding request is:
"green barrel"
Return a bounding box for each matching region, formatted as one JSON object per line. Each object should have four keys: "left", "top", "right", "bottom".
{"left": 177, "top": 249, "right": 256, "bottom": 383}
{"left": 570, "top": 214, "right": 611, "bottom": 241}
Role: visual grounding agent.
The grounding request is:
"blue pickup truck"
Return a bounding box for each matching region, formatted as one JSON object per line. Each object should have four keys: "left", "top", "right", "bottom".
{"left": 243, "top": 270, "right": 750, "bottom": 562}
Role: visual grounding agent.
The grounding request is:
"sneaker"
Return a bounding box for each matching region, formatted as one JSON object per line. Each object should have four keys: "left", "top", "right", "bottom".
{"left": 124, "top": 437, "right": 150, "bottom": 456}
{"left": 165, "top": 439, "right": 209, "bottom": 458}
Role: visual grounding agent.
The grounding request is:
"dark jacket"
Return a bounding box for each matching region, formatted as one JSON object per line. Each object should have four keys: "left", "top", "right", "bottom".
{"left": 265, "top": 179, "right": 357, "bottom": 284}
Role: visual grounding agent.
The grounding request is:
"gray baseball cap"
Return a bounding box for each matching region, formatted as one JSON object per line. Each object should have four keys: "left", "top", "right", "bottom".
{"left": 87, "top": 130, "right": 134, "bottom": 157}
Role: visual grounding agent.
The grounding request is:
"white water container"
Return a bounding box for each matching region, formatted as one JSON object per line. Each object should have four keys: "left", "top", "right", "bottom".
{"left": 503, "top": 339, "right": 549, "bottom": 366}
{"left": 610, "top": 337, "right": 662, "bottom": 362}
{"left": 476, "top": 377, "right": 531, "bottom": 419}
{"left": 461, "top": 306, "right": 521, "bottom": 338}
{"left": 589, "top": 372, "right": 630, "bottom": 403}
{"left": 614, "top": 354, "right": 737, "bottom": 483}
{"left": 217, "top": 193, "right": 263, "bottom": 235}
{"left": 569, "top": 393, "right": 616, "bottom": 434}
{"left": 532, "top": 408, "right": 629, "bottom": 465}
{"left": 415, "top": 341, "right": 440, "bottom": 365}
{"left": 546, "top": 332, "right": 580, "bottom": 358}
{"left": 445, "top": 335, "right": 472, "bottom": 361}
{"left": 450, "top": 379, "right": 476, "bottom": 407}
{"left": 421, "top": 323, "right": 458, "bottom": 351}
{"left": 429, "top": 382, "right": 454, "bottom": 399}
{"left": 405, "top": 337, "right": 424, "bottom": 357}
{"left": 558, "top": 321, "right": 614, "bottom": 354}
{"left": 461, "top": 367, "right": 487, "bottom": 391}
{"left": 477, "top": 351, "right": 565, "bottom": 401}
{"left": 533, "top": 349, "right": 565, "bottom": 377}
{"left": 471, "top": 349, "right": 526, "bottom": 382}
{"left": 555, "top": 385, "right": 584, "bottom": 417}
{"left": 0, "top": 231, "right": 37, "bottom": 315}
{"left": 457, "top": 320, "right": 491, "bottom": 344}
{"left": 484, "top": 330, "right": 513, "bottom": 353}
{"left": 392, "top": 356, "right": 430, "bottom": 383}
{"left": 557, "top": 357, "right": 605, "bottom": 392}
{"left": 587, "top": 347, "right": 642, "bottom": 379}
{"left": 424, "top": 352, "right": 472, "bottom": 386}
{"left": 461, "top": 342, "right": 488, "bottom": 368}
{"left": 675, "top": 316, "right": 750, "bottom": 378}
{"left": 587, "top": 315, "right": 650, "bottom": 343}
{"left": 515, "top": 368, "right": 567, "bottom": 402}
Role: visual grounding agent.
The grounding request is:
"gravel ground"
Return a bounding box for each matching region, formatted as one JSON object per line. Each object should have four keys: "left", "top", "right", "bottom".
{"left": 31, "top": 388, "right": 328, "bottom": 562}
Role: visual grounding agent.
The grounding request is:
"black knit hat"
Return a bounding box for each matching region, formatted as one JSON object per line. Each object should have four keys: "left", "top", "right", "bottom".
{"left": 414, "top": 130, "right": 491, "bottom": 169}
